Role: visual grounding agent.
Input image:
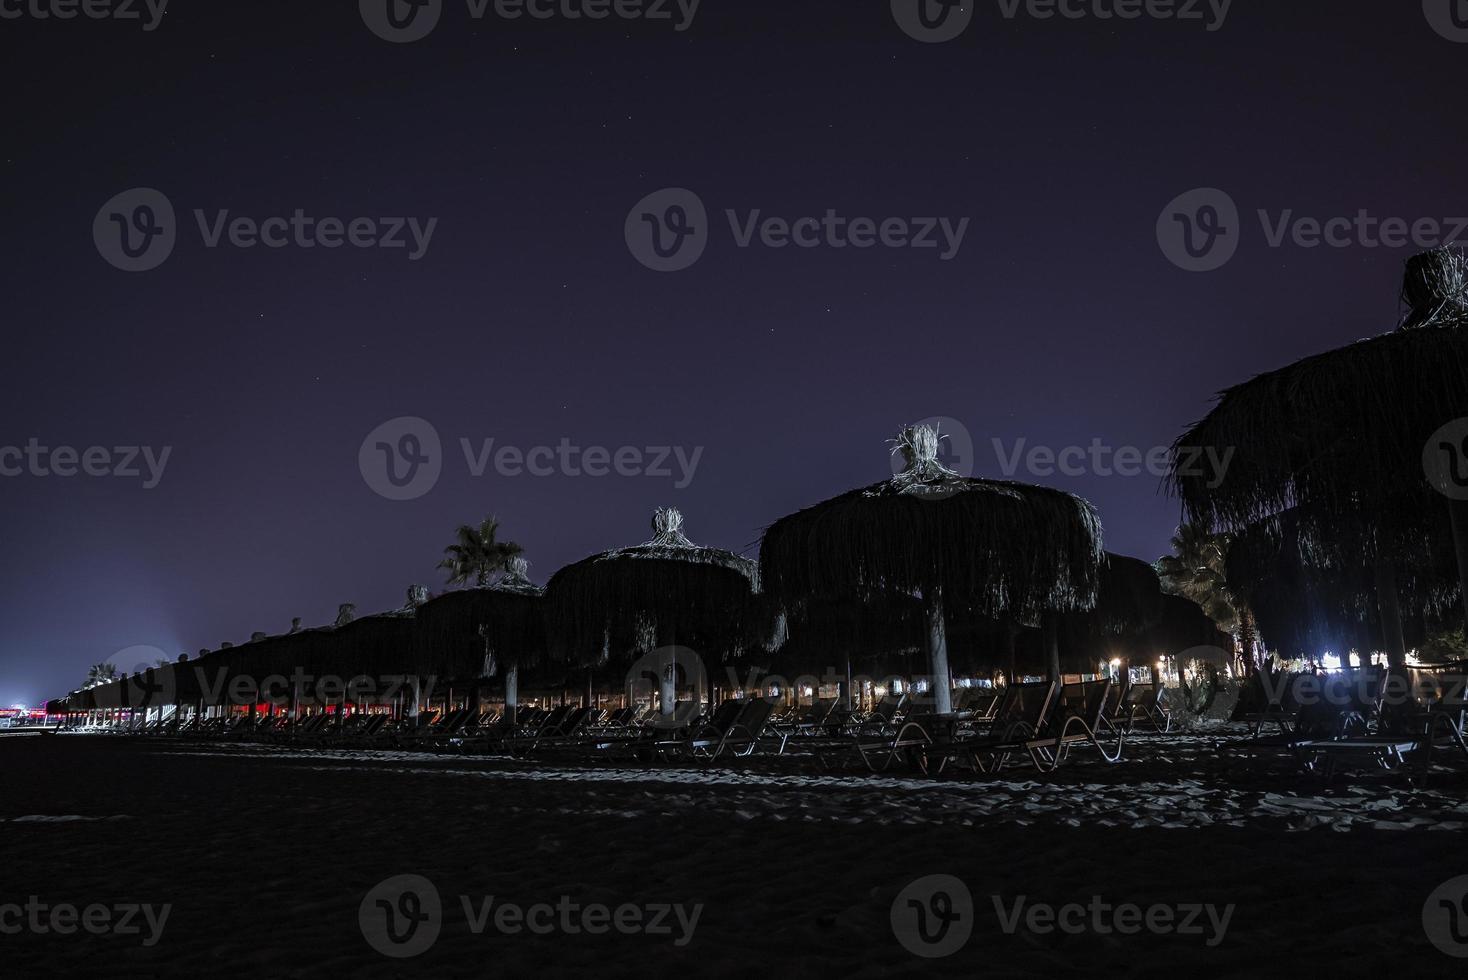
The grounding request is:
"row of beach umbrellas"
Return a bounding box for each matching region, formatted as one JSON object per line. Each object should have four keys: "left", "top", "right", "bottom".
{"left": 57, "top": 247, "right": 1468, "bottom": 715}
{"left": 52, "top": 429, "right": 1215, "bottom": 718}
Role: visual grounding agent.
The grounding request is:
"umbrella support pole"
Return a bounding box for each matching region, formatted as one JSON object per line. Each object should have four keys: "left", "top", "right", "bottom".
{"left": 1375, "top": 560, "right": 1408, "bottom": 669}
{"left": 659, "top": 661, "right": 677, "bottom": 717}
{"left": 505, "top": 663, "right": 518, "bottom": 725}
{"left": 1450, "top": 499, "right": 1468, "bottom": 644}
{"left": 925, "top": 589, "right": 954, "bottom": 716}
{"left": 1042, "top": 614, "right": 1062, "bottom": 686}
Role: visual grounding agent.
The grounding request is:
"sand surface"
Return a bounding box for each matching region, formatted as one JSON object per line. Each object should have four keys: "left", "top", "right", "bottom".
{"left": 1, "top": 730, "right": 1464, "bottom": 977}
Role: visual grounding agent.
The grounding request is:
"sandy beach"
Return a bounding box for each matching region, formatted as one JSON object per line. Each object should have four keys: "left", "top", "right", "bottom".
{"left": 2, "top": 731, "right": 1464, "bottom": 978}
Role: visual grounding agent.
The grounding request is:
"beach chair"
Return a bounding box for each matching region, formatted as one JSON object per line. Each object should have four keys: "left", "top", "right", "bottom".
{"left": 505, "top": 705, "right": 600, "bottom": 757}
{"left": 951, "top": 681, "right": 1060, "bottom": 774}
{"left": 1289, "top": 711, "right": 1467, "bottom": 780}
{"left": 1291, "top": 682, "right": 1468, "bottom": 781}
{"left": 797, "top": 694, "right": 908, "bottom": 769}
{"left": 1223, "top": 673, "right": 1380, "bottom": 773}
{"left": 652, "top": 699, "right": 743, "bottom": 760}
{"left": 399, "top": 708, "right": 478, "bottom": 749}
{"left": 688, "top": 697, "right": 787, "bottom": 760}
{"left": 1120, "top": 682, "right": 1173, "bottom": 733}
{"left": 586, "top": 701, "right": 704, "bottom": 758}
{"left": 1024, "top": 679, "right": 1125, "bottom": 772}
{"left": 1236, "top": 671, "right": 1309, "bottom": 736}
{"left": 865, "top": 681, "right": 1055, "bottom": 775}
{"left": 322, "top": 712, "right": 392, "bottom": 746}
{"left": 954, "top": 688, "right": 1000, "bottom": 724}
{"left": 773, "top": 697, "right": 840, "bottom": 738}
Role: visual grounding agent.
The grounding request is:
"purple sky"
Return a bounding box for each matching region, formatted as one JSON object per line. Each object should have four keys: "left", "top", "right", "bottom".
{"left": 2, "top": 1, "right": 1463, "bottom": 705}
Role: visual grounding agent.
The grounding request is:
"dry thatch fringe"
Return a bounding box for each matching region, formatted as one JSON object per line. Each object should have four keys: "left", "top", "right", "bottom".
{"left": 1401, "top": 246, "right": 1468, "bottom": 330}
{"left": 763, "top": 594, "right": 927, "bottom": 677}
{"left": 1171, "top": 249, "right": 1468, "bottom": 541}
{"left": 413, "top": 559, "right": 548, "bottom": 681}
{"left": 760, "top": 424, "right": 1105, "bottom": 623}
{"left": 1226, "top": 507, "right": 1455, "bottom": 659}
{"left": 546, "top": 508, "right": 767, "bottom": 669}
{"left": 1145, "top": 594, "right": 1231, "bottom": 659}
{"left": 1057, "top": 553, "right": 1166, "bottom": 658}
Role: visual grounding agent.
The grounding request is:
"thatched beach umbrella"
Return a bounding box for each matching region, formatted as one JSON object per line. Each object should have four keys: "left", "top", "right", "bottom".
{"left": 1173, "top": 248, "right": 1468, "bottom": 663}
{"left": 760, "top": 423, "right": 1105, "bottom": 714}
{"left": 415, "top": 557, "right": 547, "bottom": 720}
{"left": 546, "top": 507, "right": 765, "bottom": 716}
{"left": 1058, "top": 553, "right": 1167, "bottom": 675}
{"left": 1226, "top": 507, "right": 1454, "bottom": 662}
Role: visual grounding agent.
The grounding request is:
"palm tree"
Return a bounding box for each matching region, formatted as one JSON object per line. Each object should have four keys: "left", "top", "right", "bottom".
{"left": 1156, "top": 524, "right": 1258, "bottom": 671}
{"left": 85, "top": 663, "right": 118, "bottom": 687}
{"left": 439, "top": 516, "right": 525, "bottom": 588}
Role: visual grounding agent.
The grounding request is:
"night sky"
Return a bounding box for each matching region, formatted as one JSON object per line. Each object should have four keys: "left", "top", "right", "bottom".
{"left": 3, "top": 1, "right": 1464, "bottom": 705}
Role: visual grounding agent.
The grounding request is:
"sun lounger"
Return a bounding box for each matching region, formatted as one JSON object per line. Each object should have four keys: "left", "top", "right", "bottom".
{"left": 684, "top": 697, "right": 787, "bottom": 761}
{"left": 774, "top": 697, "right": 841, "bottom": 737}
{"left": 954, "top": 688, "right": 1000, "bottom": 724}
{"left": 398, "top": 708, "right": 479, "bottom": 748}
{"left": 1021, "top": 679, "right": 1125, "bottom": 773}
{"left": 1292, "top": 698, "right": 1468, "bottom": 781}
{"left": 1119, "top": 682, "right": 1173, "bottom": 733}
{"left": 944, "top": 681, "right": 1061, "bottom": 775}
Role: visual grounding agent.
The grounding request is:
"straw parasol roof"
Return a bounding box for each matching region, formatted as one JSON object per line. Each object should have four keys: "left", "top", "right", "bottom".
{"left": 1171, "top": 248, "right": 1468, "bottom": 656}
{"left": 1226, "top": 507, "right": 1454, "bottom": 660}
{"left": 414, "top": 557, "right": 548, "bottom": 682}
{"left": 760, "top": 423, "right": 1105, "bottom": 712}
{"left": 1057, "top": 553, "right": 1167, "bottom": 669}
{"left": 546, "top": 507, "right": 767, "bottom": 670}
